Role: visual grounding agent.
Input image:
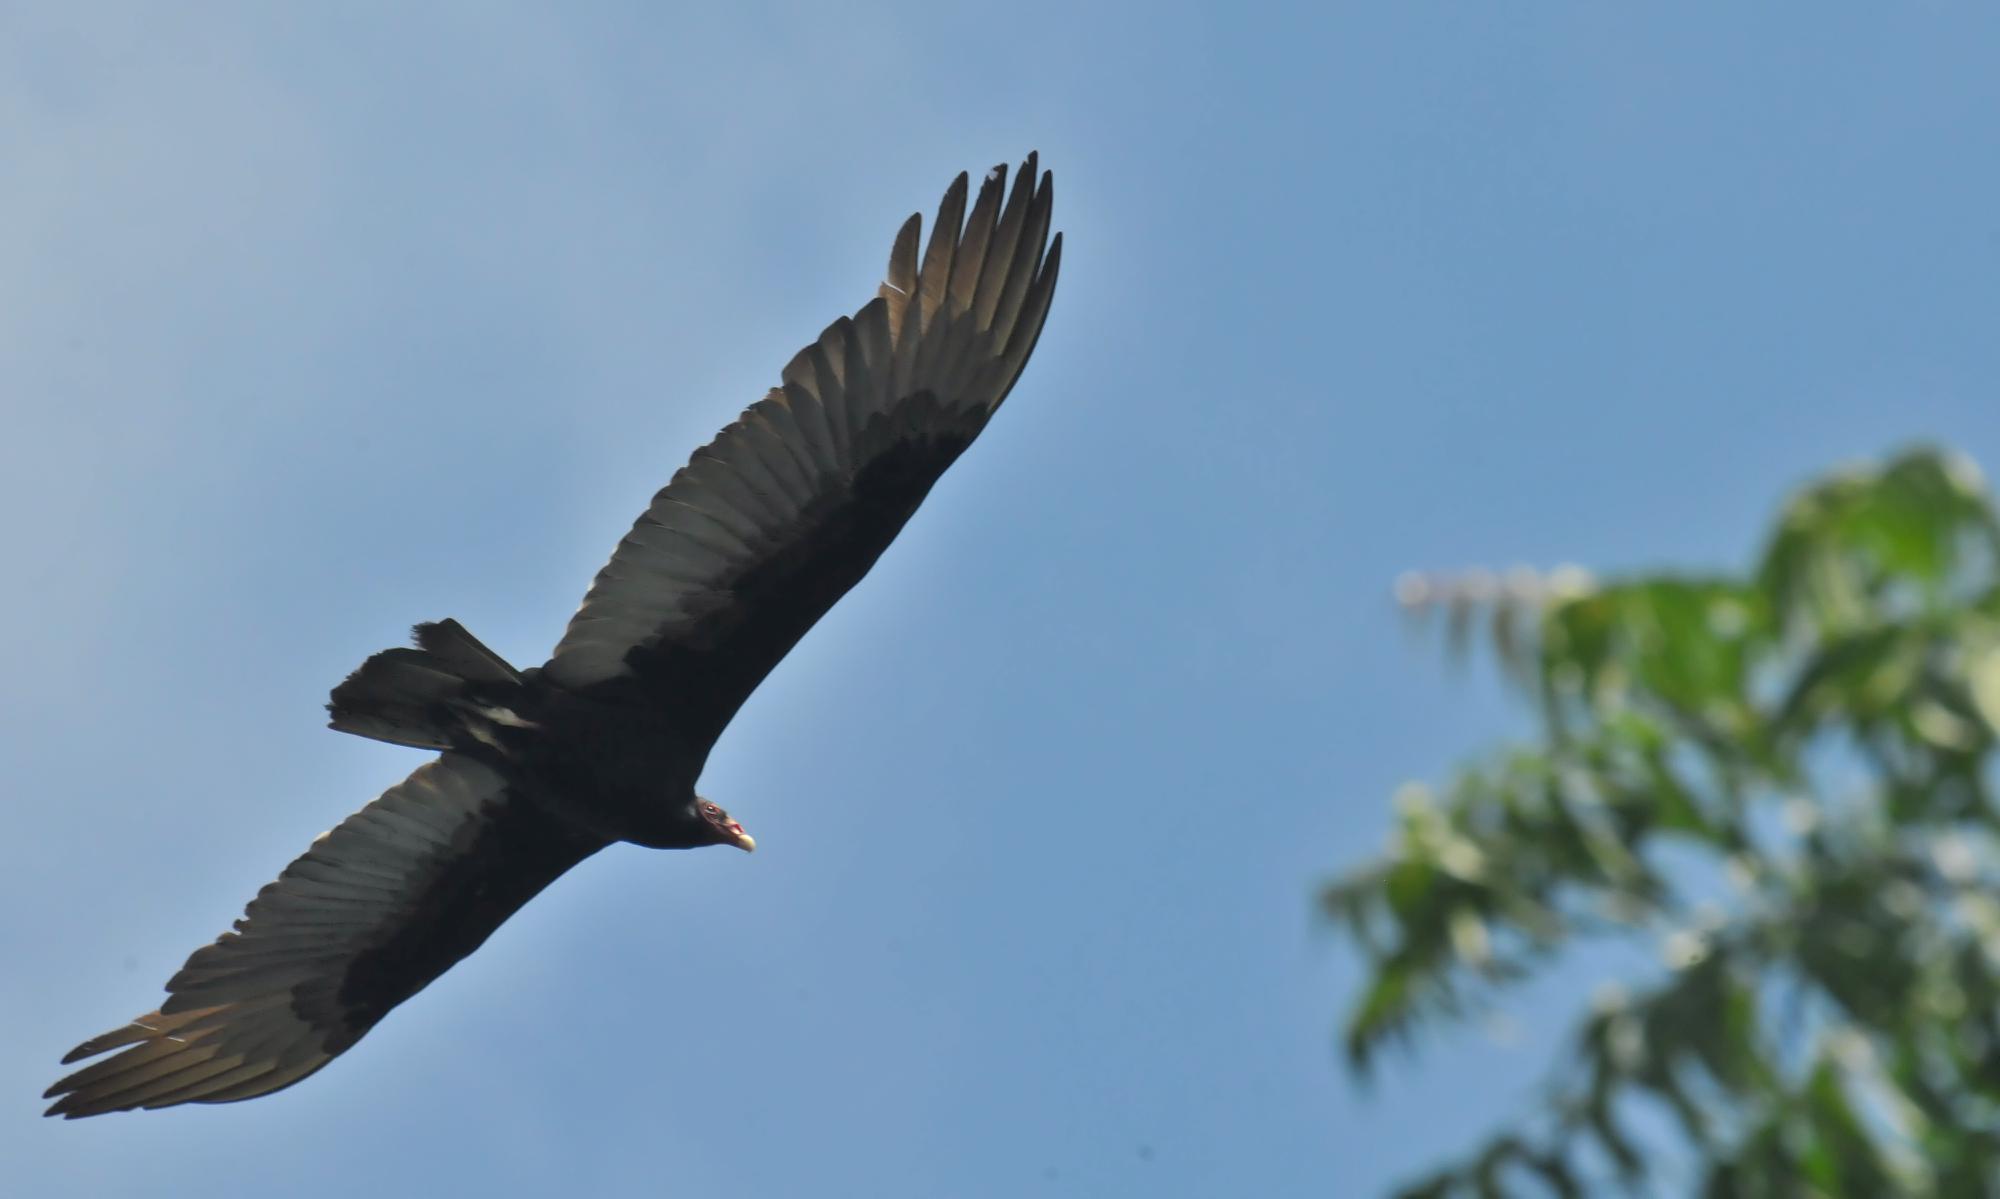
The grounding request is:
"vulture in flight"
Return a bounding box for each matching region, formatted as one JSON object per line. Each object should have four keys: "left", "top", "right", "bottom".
{"left": 45, "top": 156, "right": 1061, "bottom": 1118}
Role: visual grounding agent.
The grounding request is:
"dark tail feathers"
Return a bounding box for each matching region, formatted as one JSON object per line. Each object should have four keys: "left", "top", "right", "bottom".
{"left": 328, "top": 619, "right": 527, "bottom": 750}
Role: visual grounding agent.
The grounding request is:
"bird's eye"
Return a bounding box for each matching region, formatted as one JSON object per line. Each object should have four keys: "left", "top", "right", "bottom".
{"left": 702, "top": 804, "right": 719, "bottom": 815}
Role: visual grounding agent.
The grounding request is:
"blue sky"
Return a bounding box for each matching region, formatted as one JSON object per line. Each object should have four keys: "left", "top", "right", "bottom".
{"left": 7, "top": 4, "right": 2000, "bottom": 1195}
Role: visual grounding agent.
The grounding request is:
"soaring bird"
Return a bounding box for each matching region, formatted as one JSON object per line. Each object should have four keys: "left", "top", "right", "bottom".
{"left": 45, "top": 156, "right": 1061, "bottom": 1118}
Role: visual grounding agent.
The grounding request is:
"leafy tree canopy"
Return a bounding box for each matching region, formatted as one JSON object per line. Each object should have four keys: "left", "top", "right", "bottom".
{"left": 1325, "top": 448, "right": 2000, "bottom": 1197}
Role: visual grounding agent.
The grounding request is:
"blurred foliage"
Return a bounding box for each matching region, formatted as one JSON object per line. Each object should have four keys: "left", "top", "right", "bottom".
{"left": 1326, "top": 448, "right": 2000, "bottom": 1197}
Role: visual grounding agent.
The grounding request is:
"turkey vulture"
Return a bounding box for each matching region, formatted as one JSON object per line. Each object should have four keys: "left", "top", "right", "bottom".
{"left": 45, "top": 156, "right": 1061, "bottom": 1118}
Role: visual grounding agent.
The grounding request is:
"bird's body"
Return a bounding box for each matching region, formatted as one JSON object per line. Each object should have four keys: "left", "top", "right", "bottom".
{"left": 434, "top": 661, "right": 713, "bottom": 847}
{"left": 46, "top": 156, "right": 1061, "bottom": 1118}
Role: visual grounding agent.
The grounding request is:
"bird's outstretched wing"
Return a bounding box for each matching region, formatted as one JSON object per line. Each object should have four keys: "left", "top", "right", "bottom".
{"left": 544, "top": 155, "right": 1062, "bottom": 740}
{"left": 46, "top": 756, "right": 604, "bottom": 1117}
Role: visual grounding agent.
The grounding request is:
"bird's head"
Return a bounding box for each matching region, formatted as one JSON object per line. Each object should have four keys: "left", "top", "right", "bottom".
{"left": 695, "top": 798, "right": 756, "bottom": 852}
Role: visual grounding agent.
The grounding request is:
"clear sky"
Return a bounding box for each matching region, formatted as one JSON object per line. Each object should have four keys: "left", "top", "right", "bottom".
{"left": 7, "top": 4, "right": 2000, "bottom": 1196}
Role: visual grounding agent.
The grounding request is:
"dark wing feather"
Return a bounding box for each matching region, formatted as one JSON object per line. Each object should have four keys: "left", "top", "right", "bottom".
{"left": 545, "top": 156, "right": 1062, "bottom": 740}
{"left": 45, "top": 755, "right": 603, "bottom": 1118}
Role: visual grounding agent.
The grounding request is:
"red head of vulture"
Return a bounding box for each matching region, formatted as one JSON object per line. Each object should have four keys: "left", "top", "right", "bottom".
{"left": 45, "top": 156, "right": 1060, "bottom": 1118}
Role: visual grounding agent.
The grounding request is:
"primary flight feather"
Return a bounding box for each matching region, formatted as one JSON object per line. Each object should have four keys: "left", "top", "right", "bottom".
{"left": 46, "top": 156, "right": 1061, "bottom": 1118}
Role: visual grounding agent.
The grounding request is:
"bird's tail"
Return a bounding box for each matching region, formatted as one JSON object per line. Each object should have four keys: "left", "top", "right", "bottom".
{"left": 327, "top": 619, "right": 529, "bottom": 750}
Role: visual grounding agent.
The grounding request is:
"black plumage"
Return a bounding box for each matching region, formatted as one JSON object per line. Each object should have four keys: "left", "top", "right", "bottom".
{"left": 45, "top": 156, "right": 1061, "bottom": 1118}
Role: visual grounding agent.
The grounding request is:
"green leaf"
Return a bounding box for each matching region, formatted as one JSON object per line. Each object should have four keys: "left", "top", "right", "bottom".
{"left": 1966, "top": 639, "right": 2000, "bottom": 735}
